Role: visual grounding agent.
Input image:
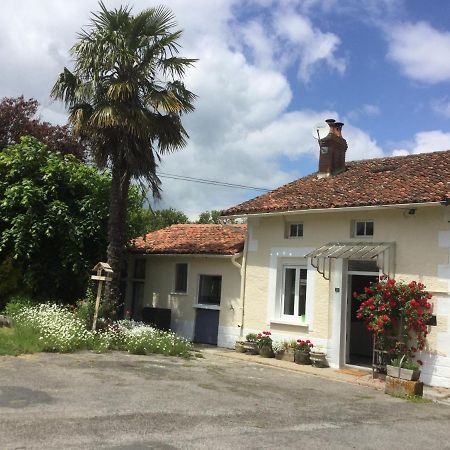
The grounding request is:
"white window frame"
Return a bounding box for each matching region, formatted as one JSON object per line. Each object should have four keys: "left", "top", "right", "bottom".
{"left": 281, "top": 265, "right": 307, "bottom": 321}
{"left": 286, "top": 223, "right": 303, "bottom": 238}
{"left": 267, "top": 249, "right": 316, "bottom": 330}
{"left": 173, "top": 262, "right": 188, "bottom": 294}
{"left": 351, "top": 220, "right": 374, "bottom": 238}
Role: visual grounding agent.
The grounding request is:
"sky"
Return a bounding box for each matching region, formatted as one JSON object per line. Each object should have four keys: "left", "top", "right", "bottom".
{"left": 1, "top": 0, "right": 450, "bottom": 218}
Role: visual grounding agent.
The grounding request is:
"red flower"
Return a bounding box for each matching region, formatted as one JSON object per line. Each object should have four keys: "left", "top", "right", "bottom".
{"left": 416, "top": 360, "right": 423, "bottom": 366}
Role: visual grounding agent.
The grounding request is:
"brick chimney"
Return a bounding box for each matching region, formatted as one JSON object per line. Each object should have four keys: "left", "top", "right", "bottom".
{"left": 318, "top": 119, "right": 348, "bottom": 177}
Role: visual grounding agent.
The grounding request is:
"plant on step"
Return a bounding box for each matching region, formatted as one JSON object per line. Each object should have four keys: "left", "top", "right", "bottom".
{"left": 256, "top": 330, "right": 272, "bottom": 349}
{"left": 245, "top": 332, "right": 258, "bottom": 343}
{"left": 355, "top": 277, "right": 432, "bottom": 361}
{"left": 294, "top": 339, "right": 314, "bottom": 354}
{"left": 272, "top": 340, "right": 285, "bottom": 354}
{"left": 390, "top": 356, "right": 422, "bottom": 372}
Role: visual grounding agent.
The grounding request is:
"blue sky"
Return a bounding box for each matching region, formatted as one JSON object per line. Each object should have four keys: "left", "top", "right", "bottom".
{"left": 1, "top": 0, "right": 450, "bottom": 217}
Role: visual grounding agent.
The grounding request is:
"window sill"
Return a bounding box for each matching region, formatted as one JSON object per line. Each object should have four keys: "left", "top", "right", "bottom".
{"left": 170, "top": 292, "right": 188, "bottom": 296}
{"left": 270, "top": 318, "right": 309, "bottom": 327}
{"left": 193, "top": 303, "right": 220, "bottom": 310}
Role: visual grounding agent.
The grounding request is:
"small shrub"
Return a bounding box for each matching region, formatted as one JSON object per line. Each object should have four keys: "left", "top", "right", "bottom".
{"left": 245, "top": 333, "right": 258, "bottom": 343}
{"left": 4, "top": 296, "right": 34, "bottom": 318}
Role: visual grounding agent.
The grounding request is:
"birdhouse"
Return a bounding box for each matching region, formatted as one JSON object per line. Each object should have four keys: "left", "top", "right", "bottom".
{"left": 90, "top": 262, "right": 114, "bottom": 331}
{"left": 91, "top": 262, "right": 113, "bottom": 282}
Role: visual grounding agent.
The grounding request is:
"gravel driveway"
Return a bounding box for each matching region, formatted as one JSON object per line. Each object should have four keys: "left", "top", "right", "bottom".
{"left": 0, "top": 350, "right": 449, "bottom": 449}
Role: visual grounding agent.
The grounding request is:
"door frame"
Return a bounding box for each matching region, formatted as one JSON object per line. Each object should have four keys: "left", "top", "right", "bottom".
{"left": 345, "top": 269, "right": 380, "bottom": 365}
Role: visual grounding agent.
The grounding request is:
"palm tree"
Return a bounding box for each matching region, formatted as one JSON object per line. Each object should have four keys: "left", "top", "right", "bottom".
{"left": 52, "top": 2, "right": 196, "bottom": 308}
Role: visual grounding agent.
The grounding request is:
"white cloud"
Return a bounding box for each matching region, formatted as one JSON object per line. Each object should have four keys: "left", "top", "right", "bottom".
{"left": 0, "top": 0, "right": 382, "bottom": 219}
{"left": 386, "top": 21, "right": 450, "bottom": 83}
{"left": 273, "top": 11, "right": 345, "bottom": 82}
{"left": 392, "top": 130, "right": 450, "bottom": 155}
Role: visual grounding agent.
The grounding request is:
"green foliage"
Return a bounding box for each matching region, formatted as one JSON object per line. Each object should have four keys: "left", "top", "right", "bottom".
{"left": 146, "top": 208, "right": 190, "bottom": 232}
{"left": 245, "top": 333, "right": 258, "bottom": 343}
{"left": 0, "top": 326, "right": 44, "bottom": 356}
{"left": 0, "top": 137, "right": 152, "bottom": 304}
{"left": 3, "top": 295, "right": 34, "bottom": 317}
{"left": 390, "top": 356, "right": 421, "bottom": 371}
{"left": 0, "top": 137, "right": 109, "bottom": 302}
{"left": 0, "top": 256, "right": 27, "bottom": 307}
{"left": 197, "top": 210, "right": 222, "bottom": 224}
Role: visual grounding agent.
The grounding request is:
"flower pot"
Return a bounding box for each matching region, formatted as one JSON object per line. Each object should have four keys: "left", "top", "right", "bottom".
{"left": 243, "top": 342, "right": 259, "bottom": 354}
{"left": 294, "top": 349, "right": 311, "bottom": 365}
{"left": 309, "top": 351, "right": 328, "bottom": 368}
{"left": 259, "top": 346, "right": 275, "bottom": 358}
{"left": 275, "top": 348, "right": 295, "bottom": 362}
{"left": 386, "top": 365, "right": 421, "bottom": 381}
{"left": 235, "top": 341, "right": 246, "bottom": 353}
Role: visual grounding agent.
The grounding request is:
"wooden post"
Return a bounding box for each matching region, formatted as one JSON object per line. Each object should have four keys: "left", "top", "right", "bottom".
{"left": 92, "top": 268, "right": 103, "bottom": 331}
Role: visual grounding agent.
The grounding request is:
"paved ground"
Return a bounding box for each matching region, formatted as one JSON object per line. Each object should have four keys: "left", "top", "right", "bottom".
{"left": 1, "top": 350, "right": 450, "bottom": 450}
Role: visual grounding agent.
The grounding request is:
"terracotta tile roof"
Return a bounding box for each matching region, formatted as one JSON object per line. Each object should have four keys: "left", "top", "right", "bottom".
{"left": 130, "top": 224, "right": 247, "bottom": 255}
{"left": 223, "top": 150, "right": 450, "bottom": 215}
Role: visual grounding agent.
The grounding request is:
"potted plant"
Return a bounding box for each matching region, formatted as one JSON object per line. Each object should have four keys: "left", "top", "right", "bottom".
{"left": 243, "top": 333, "right": 259, "bottom": 354}
{"left": 273, "top": 340, "right": 284, "bottom": 359}
{"left": 387, "top": 355, "right": 422, "bottom": 381}
{"left": 274, "top": 340, "right": 295, "bottom": 362}
{"left": 294, "top": 339, "right": 313, "bottom": 365}
{"left": 257, "top": 330, "right": 274, "bottom": 358}
{"left": 235, "top": 340, "right": 246, "bottom": 353}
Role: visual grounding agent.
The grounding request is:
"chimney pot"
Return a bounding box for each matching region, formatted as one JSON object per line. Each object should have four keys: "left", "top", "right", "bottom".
{"left": 317, "top": 119, "right": 347, "bottom": 177}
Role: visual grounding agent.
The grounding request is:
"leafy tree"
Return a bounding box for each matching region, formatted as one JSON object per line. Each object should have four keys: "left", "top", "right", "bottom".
{"left": 197, "top": 210, "right": 222, "bottom": 224}
{"left": 0, "top": 136, "right": 149, "bottom": 307}
{"left": 0, "top": 96, "right": 85, "bottom": 159}
{"left": 146, "top": 208, "right": 190, "bottom": 232}
{"left": 52, "top": 2, "right": 196, "bottom": 305}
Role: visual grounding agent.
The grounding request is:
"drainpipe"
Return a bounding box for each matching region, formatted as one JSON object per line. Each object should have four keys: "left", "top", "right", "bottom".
{"left": 236, "top": 230, "right": 249, "bottom": 338}
{"left": 231, "top": 252, "right": 242, "bottom": 269}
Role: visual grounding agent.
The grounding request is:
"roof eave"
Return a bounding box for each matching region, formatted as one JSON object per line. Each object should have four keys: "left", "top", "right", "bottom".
{"left": 221, "top": 201, "right": 442, "bottom": 219}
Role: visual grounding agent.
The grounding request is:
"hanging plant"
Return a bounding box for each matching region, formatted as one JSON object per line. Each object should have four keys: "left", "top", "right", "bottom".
{"left": 354, "top": 277, "right": 432, "bottom": 357}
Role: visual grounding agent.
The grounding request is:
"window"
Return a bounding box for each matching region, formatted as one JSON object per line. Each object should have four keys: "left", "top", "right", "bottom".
{"left": 198, "top": 275, "right": 222, "bottom": 305}
{"left": 353, "top": 220, "right": 374, "bottom": 237}
{"left": 174, "top": 263, "right": 188, "bottom": 293}
{"left": 282, "top": 266, "right": 307, "bottom": 318}
{"left": 287, "top": 223, "right": 303, "bottom": 238}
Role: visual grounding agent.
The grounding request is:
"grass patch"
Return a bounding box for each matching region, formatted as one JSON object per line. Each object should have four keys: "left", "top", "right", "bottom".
{"left": 0, "top": 326, "right": 44, "bottom": 356}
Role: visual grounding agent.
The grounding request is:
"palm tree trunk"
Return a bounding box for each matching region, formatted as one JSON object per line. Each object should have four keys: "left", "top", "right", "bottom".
{"left": 105, "top": 158, "right": 130, "bottom": 315}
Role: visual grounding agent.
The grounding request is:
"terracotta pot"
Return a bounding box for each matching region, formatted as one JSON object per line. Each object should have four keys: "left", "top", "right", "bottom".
{"left": 294, "top": 349, "right": 311, "bottom": 365}
{"left": 259, "top": 346, "right": 275, "bottom": 358}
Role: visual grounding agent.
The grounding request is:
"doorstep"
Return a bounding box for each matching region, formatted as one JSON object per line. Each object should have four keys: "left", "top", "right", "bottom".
{"left": 196, "top": 346, "right": 450, "bottom": 403}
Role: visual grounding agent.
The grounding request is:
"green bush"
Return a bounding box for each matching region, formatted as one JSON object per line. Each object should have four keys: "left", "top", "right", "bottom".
{"left": 4, "top": 295, "right": 34, "bottom": 317}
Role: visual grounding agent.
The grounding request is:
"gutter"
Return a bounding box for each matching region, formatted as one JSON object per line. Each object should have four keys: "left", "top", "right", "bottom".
{"left": 127, "top": 252, "right": 236, "bottom": 258}
{"left": 222, "top": 201, "right": 441, "bottom": 219}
